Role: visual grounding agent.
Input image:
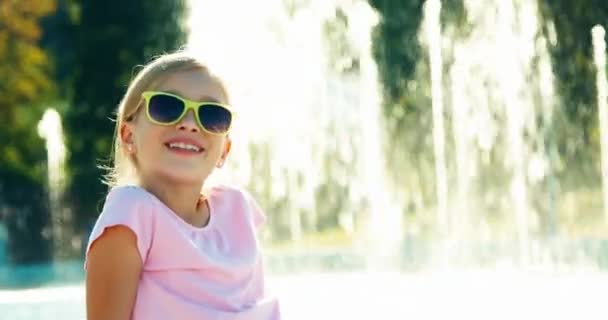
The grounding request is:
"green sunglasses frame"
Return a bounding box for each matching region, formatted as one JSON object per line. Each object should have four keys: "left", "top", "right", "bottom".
{"left": 141, "top": 91, "right": 235, "bottom": 135}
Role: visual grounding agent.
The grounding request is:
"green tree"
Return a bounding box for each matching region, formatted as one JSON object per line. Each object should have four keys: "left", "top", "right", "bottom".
{"left": 64, "top": 0, "right": 186, "bottom": 235}
{"left": 368, "top": 0, "right": 425, "bottom": 105}
{"left": 539, "top": 0, "right": 608, "bottom": 184}
{"left": 366, "top": 0, "right": 438, "bottom": 208}
{"left": 0, "top": 0, "right": 57, "bottom": 263}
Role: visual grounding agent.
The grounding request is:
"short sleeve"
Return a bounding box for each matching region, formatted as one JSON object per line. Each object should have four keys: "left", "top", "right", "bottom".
{"left": 243, "top": 190, "right": 267, "bottom": 229}
{"left": 84, "top": 187, "right": 154, "bottom": 269}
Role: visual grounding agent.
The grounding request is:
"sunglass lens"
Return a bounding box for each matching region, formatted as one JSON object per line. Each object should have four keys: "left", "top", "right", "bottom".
{"left": 199, "top": 104, "right": 232, "bottom": 133}
{"left": 148, "top": 94, "right": 185, "bottom": 123}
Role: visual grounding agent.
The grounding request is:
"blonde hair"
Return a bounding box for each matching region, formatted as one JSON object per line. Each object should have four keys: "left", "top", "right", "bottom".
{"left": 102, "top": 50, "right": 229, "bottom": 188}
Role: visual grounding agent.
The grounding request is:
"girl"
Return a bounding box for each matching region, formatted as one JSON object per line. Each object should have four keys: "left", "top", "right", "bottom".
{"left": 85, "top": 50, "right": 280, "bottom": 320}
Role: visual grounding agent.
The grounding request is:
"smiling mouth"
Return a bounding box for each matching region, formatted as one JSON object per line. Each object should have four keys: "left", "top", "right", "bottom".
{"left": 164, "top": 142, "right": 205, "bottom": 154}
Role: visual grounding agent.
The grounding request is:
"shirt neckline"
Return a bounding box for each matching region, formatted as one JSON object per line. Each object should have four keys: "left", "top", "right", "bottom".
{"left": 120, "top": 185, "right": 215, "bottom": 232}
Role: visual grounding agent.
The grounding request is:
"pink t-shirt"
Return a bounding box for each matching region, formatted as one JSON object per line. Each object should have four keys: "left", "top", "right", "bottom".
{"left": 85, "top": 185, "right": 281, "bottom": 320}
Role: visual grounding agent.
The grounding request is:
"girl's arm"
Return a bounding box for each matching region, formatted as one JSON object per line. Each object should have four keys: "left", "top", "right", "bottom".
{"left": 86, "top": 226, "right": 143, "bottom": 320}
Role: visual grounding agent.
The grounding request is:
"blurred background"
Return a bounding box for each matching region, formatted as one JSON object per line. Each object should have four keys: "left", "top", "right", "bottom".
{"left": 1, "top": 0, "right": 608, "bottom": 319}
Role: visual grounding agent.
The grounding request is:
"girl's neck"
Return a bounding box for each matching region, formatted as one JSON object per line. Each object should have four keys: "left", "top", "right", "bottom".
{"left": 138, "top": 176, "right": 208, "bottom": 226}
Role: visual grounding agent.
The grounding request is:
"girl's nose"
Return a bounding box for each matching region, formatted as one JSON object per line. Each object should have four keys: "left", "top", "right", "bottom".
{"left": 176, "top": 110, "right": 200, "bottom": 133}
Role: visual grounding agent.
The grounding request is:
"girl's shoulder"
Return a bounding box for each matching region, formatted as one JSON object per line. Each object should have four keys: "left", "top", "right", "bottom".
{"left": 206, "top": 184, "right": 259, "bottom": 206}
{"left": 206, "top": 183, "right": 248, "bottom": 199}
{"left": 86, "top": 185, "right": 158, "bottom": 269}
{"left": 207, "top": 184, "right": 266, "bottom": 228}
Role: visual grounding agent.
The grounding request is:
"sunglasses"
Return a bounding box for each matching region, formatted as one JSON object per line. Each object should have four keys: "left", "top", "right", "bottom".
{"left": 140, "top": 91, "right": 234, "bottom": 135}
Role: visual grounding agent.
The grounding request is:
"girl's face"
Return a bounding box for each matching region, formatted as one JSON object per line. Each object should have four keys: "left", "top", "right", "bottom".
{"left": 122, "top": 69, "right": 231, "bottom": 185}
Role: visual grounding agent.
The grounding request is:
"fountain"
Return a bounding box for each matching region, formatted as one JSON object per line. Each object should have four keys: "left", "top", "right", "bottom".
{"left": 37, "top": 108, "right": 70, "bottom": 259}
{"left": 187, "top": 0, "right": 403, "bottom": 269}
{"left": 420, "top": 0, "right": 559, "bottom": 266}
{"left": 592, "top": 25, "right": 608, "bottom": 224}
{"left": 349, "top": 1, "right": 402, "bottom": 269}
{"left": 424, "top": 0, "right": 450, "bottom": 267}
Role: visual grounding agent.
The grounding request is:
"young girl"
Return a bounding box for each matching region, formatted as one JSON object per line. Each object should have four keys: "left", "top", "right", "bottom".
{"left": 84, "top": 50, "right": 280, "bottom": 320}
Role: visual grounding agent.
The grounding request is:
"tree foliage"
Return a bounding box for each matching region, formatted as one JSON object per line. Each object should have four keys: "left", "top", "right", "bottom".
{"left": 0, "top": 0, "right": 57, "bottom": 263}
{"left": 64, "top": 0, "right": 187, "bottom": 231}
{"left": 539, "top": 0, "right": 608, "bottom": 168}
{"left": 0, "top": 0, "right": 187, "bottom": 263}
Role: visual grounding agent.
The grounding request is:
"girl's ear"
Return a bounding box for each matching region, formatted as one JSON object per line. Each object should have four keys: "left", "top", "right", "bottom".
{"left": 217, "top": 137, "right": 232, "bottom": 168}
{"left": 120, "top": 122, "right": 136, "bottom": 154}
{"left": 224, "top": 137, "right": 232, "bottom": 157}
